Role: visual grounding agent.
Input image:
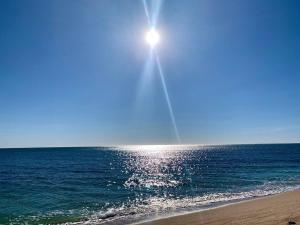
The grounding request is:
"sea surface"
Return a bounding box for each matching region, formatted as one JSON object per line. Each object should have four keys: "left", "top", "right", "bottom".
{"left": 1, "top": 144, "right": 300, "bottom": 225}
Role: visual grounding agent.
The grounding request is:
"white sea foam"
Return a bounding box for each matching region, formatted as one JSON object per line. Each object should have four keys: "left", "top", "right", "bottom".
{"left": 61, "top": 182, "right": 300, "bottom": 225}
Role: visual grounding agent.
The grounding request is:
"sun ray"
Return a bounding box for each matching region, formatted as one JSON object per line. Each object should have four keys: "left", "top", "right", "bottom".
{"left": 142, "top": 0, "right": 163, "bottom": 27}
{"left": 155, "top": 53, "right": 181, "bottom": 143}
{"left": 142, "top": 0, "right": 151, "bottom": 26}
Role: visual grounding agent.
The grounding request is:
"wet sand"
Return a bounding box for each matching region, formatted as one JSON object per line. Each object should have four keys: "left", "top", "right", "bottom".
{"left": 137, "top": 189, "right": 300, "bottom": 225}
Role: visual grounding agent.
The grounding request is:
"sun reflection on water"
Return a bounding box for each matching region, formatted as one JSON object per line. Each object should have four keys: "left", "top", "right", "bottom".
{"left": 116, "top": 145, "right": 201, "bottom": 189}
{"left": 119, "top": 144, "right": 201, "bottom": 152}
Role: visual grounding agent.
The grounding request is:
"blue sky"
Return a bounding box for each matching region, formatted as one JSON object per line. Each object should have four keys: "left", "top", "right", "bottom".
{"left": 0, "top": 0, "right": 299, "bottom": 147}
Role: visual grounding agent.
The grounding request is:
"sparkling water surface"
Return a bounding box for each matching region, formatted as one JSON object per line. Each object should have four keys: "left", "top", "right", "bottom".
{"left": 1, "top": 144, "right": 300, "bottom": 224}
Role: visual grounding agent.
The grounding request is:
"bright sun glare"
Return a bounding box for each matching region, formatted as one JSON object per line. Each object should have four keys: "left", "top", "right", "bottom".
{"left": 146, "top": 29, "right": 160, "bottom": 48}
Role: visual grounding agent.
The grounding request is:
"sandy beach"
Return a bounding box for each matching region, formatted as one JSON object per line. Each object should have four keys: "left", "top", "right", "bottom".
{"left": 137, "top": 189, "right": 300, "bottom": 225}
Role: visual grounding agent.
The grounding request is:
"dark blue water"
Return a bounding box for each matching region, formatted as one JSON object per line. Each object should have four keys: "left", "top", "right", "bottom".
{"left": 0, "top": 144, "right": 300, "bottom": 225}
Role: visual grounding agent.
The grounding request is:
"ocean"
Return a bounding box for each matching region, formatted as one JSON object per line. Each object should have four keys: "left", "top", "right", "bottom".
{"left": 0, "top": 144, "right": 300, "bottom": 225}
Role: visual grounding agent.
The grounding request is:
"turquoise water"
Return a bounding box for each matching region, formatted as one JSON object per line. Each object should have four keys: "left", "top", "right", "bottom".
{"left": 0, "top": 144, "right": 300, "bottom": 224}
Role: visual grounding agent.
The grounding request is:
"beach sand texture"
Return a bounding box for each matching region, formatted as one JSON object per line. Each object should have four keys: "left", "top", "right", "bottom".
{"left": 138, "top": 189, "right": 300, "bottom": 225}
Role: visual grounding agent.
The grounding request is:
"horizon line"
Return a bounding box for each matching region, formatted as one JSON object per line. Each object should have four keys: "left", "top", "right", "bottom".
{"left": 1, "top": 142, "right": 300, "bottom": 149}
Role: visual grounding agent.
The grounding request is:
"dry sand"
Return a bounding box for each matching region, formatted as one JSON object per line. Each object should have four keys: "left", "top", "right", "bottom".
{"left": 137, "top": 189, "right": 300, "bottom": 225}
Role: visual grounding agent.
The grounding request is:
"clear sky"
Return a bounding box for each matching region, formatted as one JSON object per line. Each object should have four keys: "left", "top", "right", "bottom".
{"left": 0, "top": 0, "right": 299, "bottom": 147}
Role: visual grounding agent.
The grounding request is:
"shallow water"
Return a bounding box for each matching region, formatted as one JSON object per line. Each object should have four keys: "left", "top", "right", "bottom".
{"left": 0, "top": 144, "right": 300, "bottom": 224}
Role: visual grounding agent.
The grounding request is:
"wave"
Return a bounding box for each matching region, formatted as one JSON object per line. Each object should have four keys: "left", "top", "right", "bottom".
{"left": 61, "top": 182, "right": 300, "bottom": 225}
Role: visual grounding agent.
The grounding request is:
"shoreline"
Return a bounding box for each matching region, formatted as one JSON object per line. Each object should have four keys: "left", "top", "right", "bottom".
{"left": 135, "top": 188, "right": 300, "bottom": 225}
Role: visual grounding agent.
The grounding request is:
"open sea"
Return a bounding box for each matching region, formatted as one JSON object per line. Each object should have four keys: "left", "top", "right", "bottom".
{"left": 1, "top": 144, "right": 300, "bottom": 225}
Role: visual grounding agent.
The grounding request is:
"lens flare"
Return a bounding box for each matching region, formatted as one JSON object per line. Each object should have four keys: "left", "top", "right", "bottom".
{"left": 140, "top": 0, "right": 181, "bottom": 143}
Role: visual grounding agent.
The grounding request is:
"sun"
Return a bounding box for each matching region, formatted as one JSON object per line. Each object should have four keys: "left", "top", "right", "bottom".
{"left": 145, "top": 29, "right": 160, "bottom": 48}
